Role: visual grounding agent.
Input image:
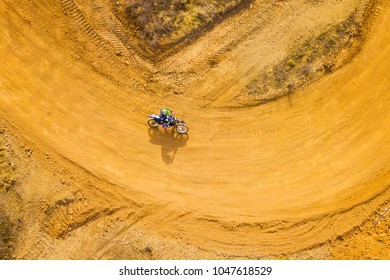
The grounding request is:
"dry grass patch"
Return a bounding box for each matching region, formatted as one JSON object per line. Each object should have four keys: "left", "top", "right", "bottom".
{"left": 244, "top": 10, "right": 369, "bottom": 104}
{"left": 0, "top": 135, "right": 16, "bottom": 259}
{"left": 0, "top": 137, "right": 14, "bottom": 191}
{"left": 0, "top": 210, "right": 14, "bottom": 259}
{"left": 119, "top": 0, "right": 251, "bottom": 51}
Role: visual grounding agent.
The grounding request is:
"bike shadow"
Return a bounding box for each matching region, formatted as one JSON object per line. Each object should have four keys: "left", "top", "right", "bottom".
{"left": 148, "top": 127, "right": 189, "bottom": 165}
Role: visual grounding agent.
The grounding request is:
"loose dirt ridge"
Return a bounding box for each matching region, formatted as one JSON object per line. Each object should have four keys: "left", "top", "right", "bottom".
{"left": 0, "top": 0, "right": 389, "bottom": 259}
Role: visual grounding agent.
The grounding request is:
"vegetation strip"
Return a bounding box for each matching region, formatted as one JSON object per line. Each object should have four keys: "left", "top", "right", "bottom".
{"left": 244, "top": 7, "right": 372, "bottom": 104}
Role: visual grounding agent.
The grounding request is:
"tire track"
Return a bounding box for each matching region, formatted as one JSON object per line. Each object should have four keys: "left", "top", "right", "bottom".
{"left": 59, "top": 0, "right": 149, "bottom": 92}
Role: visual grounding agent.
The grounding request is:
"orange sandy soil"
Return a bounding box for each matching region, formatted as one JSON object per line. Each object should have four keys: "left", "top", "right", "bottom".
{"left": 0, "top": 0, "right": 389, "bottom": 259}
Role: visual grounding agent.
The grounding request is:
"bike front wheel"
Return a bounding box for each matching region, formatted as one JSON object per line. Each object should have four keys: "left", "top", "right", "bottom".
{"left": 176, "top": 124, "right": 189, "bottom": 134}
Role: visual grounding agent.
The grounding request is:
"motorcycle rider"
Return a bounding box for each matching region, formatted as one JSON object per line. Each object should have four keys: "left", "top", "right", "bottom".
{"left": 159, "top": 108, "right": 175, "bottom": 129}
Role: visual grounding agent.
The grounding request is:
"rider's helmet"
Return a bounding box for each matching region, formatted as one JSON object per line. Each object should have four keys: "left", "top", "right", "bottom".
{"left": 160, "top": 108, "right": 173, "bottom": 117}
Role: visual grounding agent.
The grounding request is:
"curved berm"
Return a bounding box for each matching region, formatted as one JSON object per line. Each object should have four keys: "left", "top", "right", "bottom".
{"left": 0, "top": 0, "right": 389, "bottom": 259}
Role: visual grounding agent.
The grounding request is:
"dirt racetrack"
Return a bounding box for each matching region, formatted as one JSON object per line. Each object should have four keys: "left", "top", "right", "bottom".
{"left": 0, "top": 0, "right": 389, "bottom": 259}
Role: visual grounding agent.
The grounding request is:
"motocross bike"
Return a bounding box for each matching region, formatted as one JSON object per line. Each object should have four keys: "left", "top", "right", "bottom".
{"left": 147, "top": 114, "right": 189, "bottom": 134}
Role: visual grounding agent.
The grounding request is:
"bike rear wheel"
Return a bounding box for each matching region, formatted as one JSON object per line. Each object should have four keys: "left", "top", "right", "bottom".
{"left": 148, "top": 119, "right": 159, "bottom": 128}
